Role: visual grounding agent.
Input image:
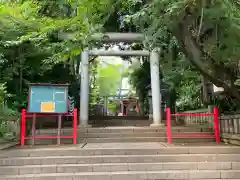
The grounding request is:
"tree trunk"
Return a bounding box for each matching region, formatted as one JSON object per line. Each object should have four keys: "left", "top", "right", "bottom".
{"left": 174, "top": 22, "right": 240, "bottom": 102}
{"left": 76, "top": 55, "right": 81, "bottom": 75}
{"left": 138, "top": 92, "right": 145, "bottom": 116}
{"left": 18, "top": 47, "right": 23, "bottom": 96}
{"left": 201, "top": 76, "right": 209, "bottom": 105}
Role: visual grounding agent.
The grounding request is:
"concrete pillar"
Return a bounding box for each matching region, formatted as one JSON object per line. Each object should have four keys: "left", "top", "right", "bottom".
{"left": 149, "top": 50, "right": 162, "bottom": 126}
{"left": 80, "top": 51, "right": 90, "bottom": 126}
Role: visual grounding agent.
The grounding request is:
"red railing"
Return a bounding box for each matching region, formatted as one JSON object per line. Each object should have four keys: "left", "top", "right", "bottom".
{"left": 20, "top": 108, "right": 78, "bottom": 146}
{"left": 166, "top": 107, "right": 221, "bottom": 144}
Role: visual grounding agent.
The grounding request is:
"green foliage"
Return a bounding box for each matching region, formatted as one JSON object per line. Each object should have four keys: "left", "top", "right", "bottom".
{"left": 97, "top": 62, "right": 123, "bottom": 96}
{"left": 0, "top": 0, "right": 115, "bottom": 64}
{"left": 129, "top": 60, "right": 150, "bottom": 92}
{"left": 162, "top": 52, "right": 202, "bottom": 110}
{"left": 0, "top": 83, "right": 19, "bottom": 139}
{"left": 108, "top": 101, "right": 117, "bottom": 113}
{"left": 0, "top": 0, "right": 115, "bottom": 106}
{"left": 1, "top": 0, "right": 240, "bottom": 126}
{"left": 89, "top": 58, "right": 124, "bottom": 115}
{"left": 0, "top": 0, "right": 115, "bottom": 135}
{"left": 0, "top": 83, "right": 11, "bottom": 106}
{"left": 117, "top": 0, "right": 240, "bottom": 110}
{"left": 0, "top": 106, "right": 20, "bottom": 139}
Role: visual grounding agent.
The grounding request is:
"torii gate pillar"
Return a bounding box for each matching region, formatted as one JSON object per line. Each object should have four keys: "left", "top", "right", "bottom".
{"left": 79, "top": 51, "right": 90, "bottom": 127}
{"left": 149, "top": 50, "right": 162, "bottom": 126}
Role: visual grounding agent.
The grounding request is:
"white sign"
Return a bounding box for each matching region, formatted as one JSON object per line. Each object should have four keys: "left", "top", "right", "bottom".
{"left": 213, "top": 84, "right": 224, "bottom": 92}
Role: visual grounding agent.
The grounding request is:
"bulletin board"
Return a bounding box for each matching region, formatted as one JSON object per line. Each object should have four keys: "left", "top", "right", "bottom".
{"left": 27, "top": 83, "right": 69, "bottom": 113}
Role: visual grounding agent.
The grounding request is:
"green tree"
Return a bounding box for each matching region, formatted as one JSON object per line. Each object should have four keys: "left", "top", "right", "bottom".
{"left": 0, "top": 0, "right": 117, "bottom": 135}
{"left": 118, "top": 0, "right": 240, "bottom": 103}
{"left": 98, "top": 61, "right": 123, "bottom": 97}
{"left": 0, "top": 0, "right": 116, "bottom": 108}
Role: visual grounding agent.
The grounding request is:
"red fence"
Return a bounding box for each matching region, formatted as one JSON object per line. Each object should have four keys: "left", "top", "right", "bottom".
{"left": 166, "top": 107, "right": 221, "bottom": 144}
{"left": 21, "top": 108, "right": 78, "bottom": 146}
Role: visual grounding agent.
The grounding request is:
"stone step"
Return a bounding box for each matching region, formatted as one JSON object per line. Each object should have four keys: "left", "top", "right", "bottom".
{"left": 36, "top": 126, "right": 213, "bottom": 134}
{"left": 35, "top": 132, "right": 167, "bottom": 137}
{"left": 1, "top": 170, "right": 240, "bottom": 179}
{"left": 83, "top": 132, "right": 214, "bottom": 138}
{"left": 90, "top": 120, "right": 152, "bottom": 126}
{"left": 1, "top": 154, "right": 240, "bottom": 166}
{"left": 81, "top": 132, "right": 166, "bottom": 137}
{"left": 79, "top": 137, "right": 215, "bottom": 143}
{"left": 1, "top": 162, "right": 240, "bottom": 175}
{"left": 25, "top": 137, "right": 216, "bottom": 145}
{"left": 25, "top": 137, "right": 165, "bottom": 145}
{"left": 83, "top": 127, "right": 213, "bottom": 133}
{"left": 90, "top": 123, "right": 153, "bottom": 127}
{"left": 172, "top": 138, "right": 215, "bottom": 143}
{"left": 34, "top": 131, "right": 215, "bottom": 138}
{"left": 2, "top": 146, "right": 240, "bottom": 158}
{"left": 79, "top": 137, "right": 166, "bottom": 143}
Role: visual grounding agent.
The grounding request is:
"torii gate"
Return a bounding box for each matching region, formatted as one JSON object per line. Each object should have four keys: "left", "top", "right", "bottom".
{"left": 78, "top": 33, "right": 162, "bottom": 127}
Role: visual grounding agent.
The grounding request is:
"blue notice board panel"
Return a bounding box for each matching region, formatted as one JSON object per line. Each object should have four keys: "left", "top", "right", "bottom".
{"left": 28, "top": 85, "right": 68, "bottom": 113}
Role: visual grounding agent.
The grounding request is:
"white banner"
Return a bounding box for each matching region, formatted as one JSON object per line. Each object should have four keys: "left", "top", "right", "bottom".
{"left": 68, "top": 96, "right": 74, "bottom": 113}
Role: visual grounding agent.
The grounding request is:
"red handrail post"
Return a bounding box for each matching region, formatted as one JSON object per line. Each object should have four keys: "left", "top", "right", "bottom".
{"left": 214, "top": 107, "right": 220, "bottom": 143}
{"left": 73, "top": 108, "right": 78, "bottom": 145}
{"left": 166, "top": 108, "right": 172, "bottom": 144}
{"left": 21, "top": 109, "right": 26, "bottom": 146}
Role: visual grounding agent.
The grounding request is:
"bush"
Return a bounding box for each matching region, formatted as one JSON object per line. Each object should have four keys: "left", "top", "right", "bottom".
{"left": 0, "top": 83, "right": 20, "bottom": 140}
{"left": 0, "top": 105, "right": 20, "bottom": 140}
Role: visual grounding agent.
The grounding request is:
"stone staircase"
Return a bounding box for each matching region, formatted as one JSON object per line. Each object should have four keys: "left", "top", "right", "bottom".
{"left": 0, "top": 143, "right": 240, "bottom": 179}
{"left": 89, "top": 118, "right": 151, "bottom": 127}
{"left": 30, "top": 126, "right": 216, "bottom": 145}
